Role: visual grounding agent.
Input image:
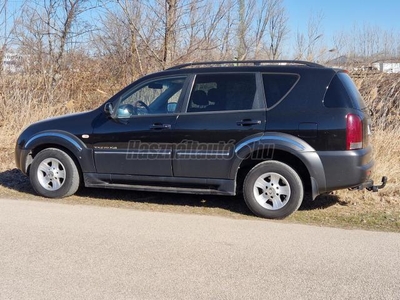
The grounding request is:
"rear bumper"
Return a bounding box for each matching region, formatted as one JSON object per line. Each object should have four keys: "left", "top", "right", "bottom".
{"left": 318, "top": 145, "right": 374, "bottom": 191}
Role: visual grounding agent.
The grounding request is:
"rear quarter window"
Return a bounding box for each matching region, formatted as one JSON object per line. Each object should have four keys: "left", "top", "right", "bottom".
{"left": 324, "top": 72, "right": 366, "bottom": 109}
{"left": 262, "top": 73, "right": 299, "bottom": 109}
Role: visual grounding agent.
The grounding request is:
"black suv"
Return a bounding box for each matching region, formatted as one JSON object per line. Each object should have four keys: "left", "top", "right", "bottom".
{"left": 15, "top": 60, "right": 387, "bottom": 219}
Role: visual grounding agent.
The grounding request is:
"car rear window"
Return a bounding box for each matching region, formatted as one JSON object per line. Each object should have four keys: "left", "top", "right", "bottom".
{"left": 324, "top": 72, "right": 367, "bottom": 109}
{"left": 262, "top": 73, "right": 299, "bottom": 109}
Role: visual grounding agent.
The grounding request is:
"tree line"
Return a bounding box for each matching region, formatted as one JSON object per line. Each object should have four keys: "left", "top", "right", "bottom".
{"left": 1, "top": 0, "right": 400, "bottom": 87}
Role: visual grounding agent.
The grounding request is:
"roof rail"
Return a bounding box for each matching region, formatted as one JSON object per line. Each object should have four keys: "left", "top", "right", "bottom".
{"left": 167, "top": 60, "right": 324, "bottom": 70}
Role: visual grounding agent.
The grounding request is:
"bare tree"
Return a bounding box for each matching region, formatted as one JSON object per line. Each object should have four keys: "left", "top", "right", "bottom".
{"left": 0, "top": 0, "right": 8, "bottom": 69}
{"left": 0, "top": 0, "right": 23, "bottom": 74}
{"left": 163, "top": 0, "right": 178, "bottom": 66}
{"left": 94, "top": 0, "right": 238, "bottom": 76}
{"left": 332, "top": 31, "right": 347, "bottom": 58}
{"left": 267, "top": 0, "right": 288, "bottom": 59}
{"left": 236, "top": 0, "right": 288, "bottom": 60}
{"left": 196, "top": 0, "right": 235, "bottom": 61}
{"left": 236, "top": 0, "right": 254, "bottom": 60}
{"left": 15, "top": 0, "right": 94, "bottom": 87}
{"left": 294, "top": 11, "right": 323, "bottom": 61}
{"left": 329, "top": 24, "right": 400, "bottom": 65}
{"left": 253, "top": 0, "right": 270, "bottom": 57}
{"left": 206, "top": 2, "right": 238, "bottom": 59}
{"left": 106, "top": 0, "right": 147, "bottom": 79}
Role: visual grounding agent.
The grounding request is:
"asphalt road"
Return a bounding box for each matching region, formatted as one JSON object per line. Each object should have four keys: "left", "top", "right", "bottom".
{"left": 1, "top": 199, "right": 399, "bottom": 300}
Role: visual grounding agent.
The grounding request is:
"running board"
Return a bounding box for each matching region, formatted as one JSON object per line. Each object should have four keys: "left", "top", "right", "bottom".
{"left": 85, "top": 182, "right": 234, "bottom": 195}
{"left": 83, "top": 173, "right": 236, "bottom": 196}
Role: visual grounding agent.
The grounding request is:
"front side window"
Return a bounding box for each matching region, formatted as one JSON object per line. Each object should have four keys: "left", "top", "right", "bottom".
{"left": 187, "top": 73, "right": 259, "bottom": 112}
{"left": 116, "top": 77, "right": 186, "bottom": 118}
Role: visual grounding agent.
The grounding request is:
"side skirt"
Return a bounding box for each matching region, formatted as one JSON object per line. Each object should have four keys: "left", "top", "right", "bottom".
{"left": 83, "top": 173, "right": 236, "bottom": 196}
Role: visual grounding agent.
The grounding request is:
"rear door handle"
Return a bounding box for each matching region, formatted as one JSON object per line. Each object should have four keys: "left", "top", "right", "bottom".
{"left": 150, "top": 123, "right": 171, "bottom": 130}
{"left": 236, "top": 119, "right": 262, "bottom": 126}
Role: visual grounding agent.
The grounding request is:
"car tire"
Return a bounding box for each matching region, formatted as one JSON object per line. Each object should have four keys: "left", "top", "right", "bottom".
{"left": 30, "top": 148, "right": 80, "bottom": 198}
{"left": 243, "top": 161, "right": 303, "bottom": 219}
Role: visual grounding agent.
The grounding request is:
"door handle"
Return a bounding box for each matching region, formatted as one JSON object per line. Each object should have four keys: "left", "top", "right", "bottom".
{"left": 236, "top": 119, "right": 262, "bottom": 126}
{"left": 150, "top": 123, "right": 171, "bottom": 130}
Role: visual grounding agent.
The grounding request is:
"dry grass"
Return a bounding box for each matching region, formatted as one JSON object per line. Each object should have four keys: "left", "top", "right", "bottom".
{"left": 287, "top": 128, "right": 400, "bottom": 231}
{"left": 353, "top": 72, "right": 400, "bottom": 130}
{"left": 0, "top": 70, "right": 399, "bottom": 231}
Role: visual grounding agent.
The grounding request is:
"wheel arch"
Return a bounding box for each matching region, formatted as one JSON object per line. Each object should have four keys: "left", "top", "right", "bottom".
{"left": 232, "top": 132, "right": 327, "bottom": 199}
{"left": 22, "top": 130, "right": 95, "bottom": 176}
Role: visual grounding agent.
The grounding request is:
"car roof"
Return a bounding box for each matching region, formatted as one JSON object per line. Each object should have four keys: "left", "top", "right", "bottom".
{"left": 167, "top": 60, "right": 324, "bottom": 69}
{"left": 143, "top": 60, "right": 342, "bottom": 78}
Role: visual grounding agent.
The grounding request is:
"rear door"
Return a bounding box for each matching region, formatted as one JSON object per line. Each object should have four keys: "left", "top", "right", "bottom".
{"left": 172, "top": 72, "right": 266, "bottom": 179}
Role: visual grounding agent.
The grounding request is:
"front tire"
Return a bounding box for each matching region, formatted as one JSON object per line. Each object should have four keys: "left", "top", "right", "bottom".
{"left": 243, "top": 161, "right": 303, "bottom": 219}
{"left": 30, "top": 148, "right": 80, "bottom": 198}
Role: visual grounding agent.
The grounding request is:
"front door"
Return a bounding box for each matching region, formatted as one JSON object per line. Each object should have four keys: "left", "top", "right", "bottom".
{"left": 92, "top": 76, "right": 187, "bottom": 176}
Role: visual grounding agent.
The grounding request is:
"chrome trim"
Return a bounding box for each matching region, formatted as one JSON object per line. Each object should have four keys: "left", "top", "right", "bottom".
{"left": 96, "top": 150, "right": 172, "bottom": 155}
{"left": 176, "top": 151, "right": 231, "bottom": 157}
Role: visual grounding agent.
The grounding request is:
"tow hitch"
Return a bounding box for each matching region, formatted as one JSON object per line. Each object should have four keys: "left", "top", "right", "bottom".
{"left": 353, "top": 176, "right": 388, "bottom": 192}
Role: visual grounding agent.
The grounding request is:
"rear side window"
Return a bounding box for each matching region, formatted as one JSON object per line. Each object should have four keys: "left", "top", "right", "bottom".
{"left": 262, "top": 74, "right": 299, "bottom": 108}
{"left": 187, "top": 73, "right": 260, "bottom": 112}
{"left": 324, "top": 72, "right": 366, "bottom": 109}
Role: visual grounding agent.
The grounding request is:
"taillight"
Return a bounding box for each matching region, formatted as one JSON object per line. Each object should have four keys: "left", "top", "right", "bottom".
{"left": 346, "top": 114, "right": 363, "bottom": 150}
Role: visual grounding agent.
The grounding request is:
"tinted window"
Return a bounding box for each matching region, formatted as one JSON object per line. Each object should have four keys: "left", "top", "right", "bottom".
{"left": 337, "top": 72, "right": 367, "bottom": 109}
{"left": 323, "top": 74, "right": 351, "bottom": 108}
{"left": 187, "top": 73, "right": 259, "bottom": 112}
{"left": 324, "top": 72, "right": 367, "bottom": 109}
{"left": 262, "top": 74, "right": 299, "bottom": 108}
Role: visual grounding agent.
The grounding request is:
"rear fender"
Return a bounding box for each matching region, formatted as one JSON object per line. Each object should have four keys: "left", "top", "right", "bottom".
{"left": 231, "top": 132, "right": 327, "bottom": 199}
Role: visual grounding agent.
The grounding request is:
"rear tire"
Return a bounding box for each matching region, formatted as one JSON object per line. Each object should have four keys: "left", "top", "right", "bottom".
{"left": 243, "top": 161, "right": 303, "bottom": 219}
{"left": 30, "top": 148, "right": 80, "bottom": 198}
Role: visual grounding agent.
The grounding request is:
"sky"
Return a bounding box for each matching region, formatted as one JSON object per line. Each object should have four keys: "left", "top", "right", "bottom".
{"left": 3, "top": 0, "right": 400, "bottom": 58}
{"left": 6, "top": 0, "right": 400, "bottom": 29}
{"left": 284, "top": 0, "right": 400, "bottom": 43}
{"left": 5, "top": 0, "right": 399, "bottom": 36}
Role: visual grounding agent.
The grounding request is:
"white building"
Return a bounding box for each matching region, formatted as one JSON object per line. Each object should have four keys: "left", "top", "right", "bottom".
{"left": 372, "top": 62, "right": 400, "bottom": 73}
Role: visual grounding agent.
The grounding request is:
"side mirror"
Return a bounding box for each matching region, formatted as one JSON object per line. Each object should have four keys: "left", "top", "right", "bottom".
{"left": 104, "top": 102, "right": 114, "bottom": 116}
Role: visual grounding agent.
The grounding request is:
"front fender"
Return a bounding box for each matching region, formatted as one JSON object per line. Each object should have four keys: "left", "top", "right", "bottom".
{"left": 17, "top": 130, "right": 95, "bottom": 174}
{"left": 231, "top": 132, "right": 327, "bottom": 198}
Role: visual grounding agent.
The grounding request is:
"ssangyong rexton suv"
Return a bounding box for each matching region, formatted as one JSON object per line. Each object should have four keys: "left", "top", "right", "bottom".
{"left": 15, "top": 60, "right": 387, "bottom": 219}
